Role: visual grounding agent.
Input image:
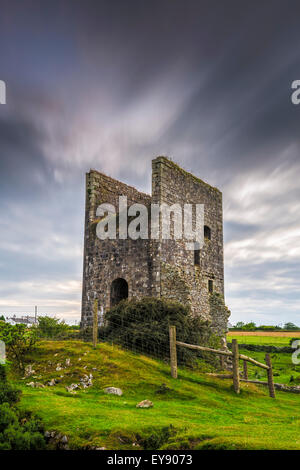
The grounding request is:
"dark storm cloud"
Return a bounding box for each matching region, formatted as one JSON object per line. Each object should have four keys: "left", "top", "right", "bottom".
{"left": 0, "top": 0, "right": 300, "bottom": 321}
{"left": 0, "top": 113, "right": 51, "bottom": 198}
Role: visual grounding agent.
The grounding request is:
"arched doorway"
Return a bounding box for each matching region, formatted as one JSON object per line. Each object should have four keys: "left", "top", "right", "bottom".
{"left": 110, "top": 278, "right": 128, "bottom": 307}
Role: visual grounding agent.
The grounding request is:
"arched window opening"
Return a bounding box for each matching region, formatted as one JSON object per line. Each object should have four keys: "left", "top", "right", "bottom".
{"left": 110, "top": 278, "right": 128, "bottom": 307}
{"left": 204, "top": 225, "right": 211, "bottom": 240}
{"left": 208, "top": 279, "right": 213, "bottom": 293}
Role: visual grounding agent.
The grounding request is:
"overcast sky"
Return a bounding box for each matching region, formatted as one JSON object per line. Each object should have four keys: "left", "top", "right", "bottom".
{"left": 0, "top": 0, "right": 299, "bottom": 325}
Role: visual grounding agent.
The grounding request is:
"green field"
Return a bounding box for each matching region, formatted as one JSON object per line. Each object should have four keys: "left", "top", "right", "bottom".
{"left": 227, "top": 334, "right": 295, "bottom": 346}
{"left": 238, "top": 348, "right": 300, "bottom": 385}
{"left": 11, "top": 340, "right": 300, "bottom": 450}
{"left": 227, "top": 333, "right": 300, "bottom": 385}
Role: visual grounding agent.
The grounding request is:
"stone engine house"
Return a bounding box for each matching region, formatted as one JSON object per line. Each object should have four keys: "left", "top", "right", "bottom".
{"left": 81, "top": 156, "right": 227, "bottom": 335}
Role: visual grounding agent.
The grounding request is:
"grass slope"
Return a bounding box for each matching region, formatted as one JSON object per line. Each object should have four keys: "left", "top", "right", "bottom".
{"left": 12, "top": 340, "right": 300, "bottom": 450}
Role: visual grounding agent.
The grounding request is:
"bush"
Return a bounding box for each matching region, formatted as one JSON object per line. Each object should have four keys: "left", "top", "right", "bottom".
{"left": 0, "top": 403, "right": 46, "bottom": 450}
{"left": 289, "top": 338, "right": 300, "bottom": 347}
{"left": 34, "top": 316, "right": 72, "bottom": 339}
{"left": 100, "top": 297, "right": 220, "bottom": 367}
{"left": 0, "top": 365, "right": 21, "bottom": 405}
{"left": 0, "top": 321, "right": 36, "bottom": 371}
{"left": 79, "top": 326, "right": 93, "bottom": 342}
{"left": 0, "top": 364, "right": 46, "bottom": 450}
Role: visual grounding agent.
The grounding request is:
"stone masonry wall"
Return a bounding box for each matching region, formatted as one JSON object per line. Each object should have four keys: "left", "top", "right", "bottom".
{"left": 151, "top": 157, "right": 226, "bottom": 333}
{"left": 81, "top": 157, "right": 228, "bottom": 335}
{"left": 81, "top": 170, "right": 152, "bottom": 327}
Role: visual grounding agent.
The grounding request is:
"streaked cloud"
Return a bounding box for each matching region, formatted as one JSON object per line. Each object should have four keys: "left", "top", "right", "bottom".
{"left": 0, "top": 0, "right": 299, "bottom": 324}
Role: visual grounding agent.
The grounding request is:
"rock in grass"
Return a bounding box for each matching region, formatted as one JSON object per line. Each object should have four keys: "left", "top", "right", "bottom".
{"left": 104, "top": 387, "right": 123, "bottom": 396}
{"left": 35, "top": 382, "right": 45, "bottom": 388}
{"left": 47, "top": 378, "right": 57, "bottom": 386}
{"left": 27, "top": 382, "right": 45, "bottom": 388}
{"left": 24, "top": 364, "right": 35, "bottom": 377}
{"left": 26, "top": 382, "right": 35, "bottom": 387}
{"left": 136, "top": 400, "right": 153, "bottom": 408}
{"left": 80, "top": 374, "right": 93, "bottom": 388}
{"left": 66, "top": 383, "right": 80, "bottom": 392}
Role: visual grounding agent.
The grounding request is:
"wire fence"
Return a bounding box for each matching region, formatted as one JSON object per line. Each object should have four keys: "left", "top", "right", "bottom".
{"left": 2, "top": 304, "right": 224, "bottom": 372}
{"left": 79, "top": 307, "right": 223, "bottom": 372}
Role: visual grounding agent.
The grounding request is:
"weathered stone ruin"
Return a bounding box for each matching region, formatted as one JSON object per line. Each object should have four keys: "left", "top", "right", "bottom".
{"left": 81, "top": 156, "right": 229, "bottom": 336}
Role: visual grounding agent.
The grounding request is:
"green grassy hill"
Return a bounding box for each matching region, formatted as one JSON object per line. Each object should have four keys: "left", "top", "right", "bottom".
{"left": 13, "top": 340, "right": 300, "bottom": 450}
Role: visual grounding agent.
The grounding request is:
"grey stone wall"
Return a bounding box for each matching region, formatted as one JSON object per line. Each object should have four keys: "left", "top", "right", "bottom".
{"left": 81, "top": 157, "right": 229, "bottom": 336}
{"left": 151, "top": 157, "right": 226, "bottom": 332}
{"left": 81, "top": 170, "right": 152, "bottom": 326}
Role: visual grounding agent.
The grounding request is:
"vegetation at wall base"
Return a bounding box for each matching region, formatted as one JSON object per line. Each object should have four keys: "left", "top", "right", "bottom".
{"left": 99, "top": 297, "right": 221, "bottom": 367}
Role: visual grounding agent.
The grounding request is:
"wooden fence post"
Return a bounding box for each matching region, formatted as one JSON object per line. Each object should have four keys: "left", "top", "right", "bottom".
{"left": 265, "top": 353, "right": 276, "bottom": 398}
{"left": 232, "top": 339, "right": 240, "bottom": 394}
{"left": 243, "top": 360, "right": 248, "bottom": 380}
{"left": 93, "top": 299, "right": 98, "bottom": 349}
{"left": 169, "top": 326, "right": 178, "bottom": 379}
{"left": 220, "top": 355, "right": 225, "bottom": 370}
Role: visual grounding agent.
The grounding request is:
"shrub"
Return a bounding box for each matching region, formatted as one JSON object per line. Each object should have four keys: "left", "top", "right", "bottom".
{"left": 79, "top": 326, "right": 93, "bottom": 342}
{"left": 34, "top": 316, "right": 71, "bottom": 339}
{"left": 0, "top": 403, "right": 46, "bottom": 450}
{"left": 0, "top": 364, "right": 46, "bottom": 450}
{"left": 290, "top": 338, "right": 300, "bottom": 347}
{"left": 100, "top": 297, "right": 220, "bottom": 366}
{"left": 0, "top": 365, "right": 21, "bottom": 405}
{"left": 0, "top": 321, "right": 36, "bottom": 371}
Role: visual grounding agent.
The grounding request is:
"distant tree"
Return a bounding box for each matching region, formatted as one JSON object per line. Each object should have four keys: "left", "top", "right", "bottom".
{"left": 100, "top": 297, "right": 220, "bottom": 367}
{"left": 0, "top": 316, "right": 5, "bottom": 322}
{"left": 257, "top": 325, "right": 277, "bottom": 331}
{"left": 243, "top": 322, "right": 257, "bottom": 331}
{"left": 284, "top": 322, "right": 299, "bottom": 331}
{"left": 234, "top": 322, "right": 245, "bottom": 330}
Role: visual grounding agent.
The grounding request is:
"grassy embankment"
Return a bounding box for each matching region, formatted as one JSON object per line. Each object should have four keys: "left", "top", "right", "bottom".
{"left": 10, "top": 340, "right": 300, "bottom": 450}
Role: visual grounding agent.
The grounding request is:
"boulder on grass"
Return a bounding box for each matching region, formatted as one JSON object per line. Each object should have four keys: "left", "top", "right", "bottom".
{"left": 136, "top": 400, "right": 153, "bottom": 408}
{"left": 104, "top": 387, "right": 123, "bottom": 396}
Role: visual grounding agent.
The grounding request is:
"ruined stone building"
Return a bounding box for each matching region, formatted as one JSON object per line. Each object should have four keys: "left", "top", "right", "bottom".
{"left": 81, "top": 157, "right": 228, "bottom": 335}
